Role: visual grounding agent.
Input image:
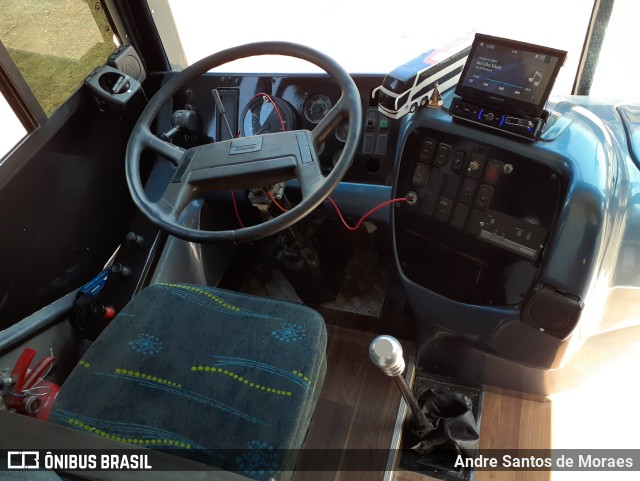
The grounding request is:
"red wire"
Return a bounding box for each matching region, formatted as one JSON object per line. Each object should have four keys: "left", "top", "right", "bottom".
{"left": 268, "top": 190, "right": 288, "bottom": 213}
{"left": 229, "top": 93, "right": 287, "bottom": 228}
{"left": 230, "top": 190, "right": 245, "bottom": 228}
{"left": 251, "top": 94, "right": 408, "bottom": 229}
{"left": 248, "top": 92, "right": 287, "bottom": 133}
{"left": 233, "top": 186, "right": 406, "bottom": 231}
{"left": 326, "top": 196, "right": 407, "bottom": 231}
{"left": 244, "top": 94, "right": 407, "bottom": 230}
{"left": 231, "top": 94, "right": 406, "bottom": 231}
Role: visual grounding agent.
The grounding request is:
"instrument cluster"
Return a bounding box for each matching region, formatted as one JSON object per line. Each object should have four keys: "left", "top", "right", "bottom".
{"left": 167, "top": 73, "right": 398, "bottom": 184}
{"left": 239, "top": 92, "right": 349, "bottom": 146}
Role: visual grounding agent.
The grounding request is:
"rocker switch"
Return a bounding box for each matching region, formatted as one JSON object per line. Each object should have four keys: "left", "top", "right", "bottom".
{"left": 476, "top": 185, "right": 494, "bottom": 209}
{"left": 435, "top": 198, "right": 452, "bottom": 222}
{"left": 435, "top": 144, "right": 450, "bottom": 167}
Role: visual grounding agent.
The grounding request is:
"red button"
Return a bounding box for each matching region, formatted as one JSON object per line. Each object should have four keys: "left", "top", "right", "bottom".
{"left": 484, "top": 162, "right": 502, "bottom": 184}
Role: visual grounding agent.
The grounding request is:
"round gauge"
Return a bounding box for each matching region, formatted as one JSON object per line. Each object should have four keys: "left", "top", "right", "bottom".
{"left": 241, "top": 95, "right": 296, "bottom": 136}
{"left": 303, "top": 94, "right": 332, "bottom": 124}
{"left": 332, "top": 149, "right": 342, "bottom": 167}
{"left": 335, "top": 120, "right": 349, "bottom": 142}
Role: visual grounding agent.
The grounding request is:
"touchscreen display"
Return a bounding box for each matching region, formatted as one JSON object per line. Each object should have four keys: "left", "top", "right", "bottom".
{"left": 455, "top": 34, "right": 566, "bottom": 117}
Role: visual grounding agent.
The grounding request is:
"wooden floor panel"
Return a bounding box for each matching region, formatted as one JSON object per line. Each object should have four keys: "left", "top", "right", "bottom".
{"left": 335, "top": 351, "right": 403, "bottom": 481}
{"left": 296, "top": 398, "right": 355, "bottom": 481}
{"left": 319, "top": 325, "right": 371, "bottom": 408}
{"left": 474, "top": 392, "right": 551, "bottom": 481}
{"left": 296, "top": 314, "right": 552, "bottom": 481}
{"left": 294, "top": 321, "right": 406, "bottom": 481}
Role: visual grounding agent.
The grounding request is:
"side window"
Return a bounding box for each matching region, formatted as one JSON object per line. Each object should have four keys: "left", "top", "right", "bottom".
{"left": 0, "top": 93, "right": 26, "bottom": 157}
{"left": 0, "top": 0, "right": 119, "bottom": 118}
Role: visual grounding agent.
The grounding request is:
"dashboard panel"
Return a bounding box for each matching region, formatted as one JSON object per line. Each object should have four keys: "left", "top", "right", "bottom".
{"left": 391, "top": 93, "right": 630, "bottom": 377}
{"left": 163, "top": 73, "right": 398, "bottom": 186}
{"left": 395, "top": 127, "right": 561, "bottom": 307}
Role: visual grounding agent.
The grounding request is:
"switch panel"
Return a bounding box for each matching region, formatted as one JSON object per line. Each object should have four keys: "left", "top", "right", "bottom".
{"left": 397, "top": 127, "right": 560, "bottom": 262}
{"left": 395, "top": 126, "right": 562, "bottom": 307}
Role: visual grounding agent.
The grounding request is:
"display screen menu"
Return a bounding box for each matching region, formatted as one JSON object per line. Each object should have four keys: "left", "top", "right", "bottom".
{"left": 455, "top": 34, "right": 566, "bottom": 117}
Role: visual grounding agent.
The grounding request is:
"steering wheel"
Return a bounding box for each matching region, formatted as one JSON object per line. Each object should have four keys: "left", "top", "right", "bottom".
{"left": 126, "top": 42, "right": 362, "bottom": 243}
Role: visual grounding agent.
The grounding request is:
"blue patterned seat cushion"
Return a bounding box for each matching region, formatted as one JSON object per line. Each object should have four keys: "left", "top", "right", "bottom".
{"left": 50, "top": 283, "right": 327, "bottom": 479}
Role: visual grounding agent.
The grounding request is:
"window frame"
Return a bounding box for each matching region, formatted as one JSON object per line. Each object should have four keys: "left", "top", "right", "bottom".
{"left": 0, "top": 0, "right": 129, "bottom": 185}
{"left": 0, "top": 0, "right": 130, "bottom": 132}
{"left": 0, "top": 41, "right": 47, "bottom": 133}
{"left": 572, "top": 0, "right": 616, "bottom": 95}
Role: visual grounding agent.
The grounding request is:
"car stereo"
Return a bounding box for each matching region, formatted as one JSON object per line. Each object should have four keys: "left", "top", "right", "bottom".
{"left": 451, "top": 34, "right": 566, "bottom": 140}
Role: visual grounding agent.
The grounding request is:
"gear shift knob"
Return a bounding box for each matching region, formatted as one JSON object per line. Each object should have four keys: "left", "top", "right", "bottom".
{"left": 369, "top": 335, "right": 429, "bottom": 431}
{"left": 369, "top": 335, "right": 405, "bottom": 376}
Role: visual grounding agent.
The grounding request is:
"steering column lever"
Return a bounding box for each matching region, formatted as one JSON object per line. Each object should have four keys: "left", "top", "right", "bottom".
{"left": 159, "top": 109, "right": 200, "bottom": 143}
{"left": 212, "top": 89, "right": 235, "bottom": 139}
{"left": 369, "top": 335, "right": 429, "bottom": 430}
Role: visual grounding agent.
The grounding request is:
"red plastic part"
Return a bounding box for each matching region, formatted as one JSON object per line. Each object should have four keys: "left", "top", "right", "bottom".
{"left": 6, "top": 348, "right": 57, "bottom": 412}
{"left": 23, "top": 356, "right": 55, "bottom": 390}
{"left": 484, "top": 162, "right": 502, "bottom": 184}
{"left": 10, "top": 348, "right": 36, "bottom": 393}
{"left": 32, "top": 381, "right": 60, "bottom": 421}
{"left": 103, "top": 305, "right": 116, "bottom": 320}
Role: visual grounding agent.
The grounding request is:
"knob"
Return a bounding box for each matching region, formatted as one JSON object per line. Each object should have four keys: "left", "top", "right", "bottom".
{"left": 369, "top": 335, "right": 405, "bottom": 376}
{"left": 111, "top": 263, "right": 132, "bottom": 279}
{"left": 0, "top": 374, "right": 13, "bottom": 390}
{"left": 405, "top": 191, "right": 418, "bottom": 206}
{"left": 126, "top": 232, "right": 144, "bottom": 246}
{"left": 369, "top": 335, "right": 429, "bottom": 430}
{"left": 468, "top": 160, "right": 480, "bottom": 172}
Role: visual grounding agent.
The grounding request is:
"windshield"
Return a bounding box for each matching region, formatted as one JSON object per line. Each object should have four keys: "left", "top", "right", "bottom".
{"left": 382, "top": 73, "right": 411, "bottom": 95}
{"left": 152, "top": 0, "right": 617, "bottom": 96}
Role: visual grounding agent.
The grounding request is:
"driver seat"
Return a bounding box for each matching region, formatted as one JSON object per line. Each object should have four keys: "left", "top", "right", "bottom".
{"left": 50, "top": 282, "right": 327, "bottom": 479}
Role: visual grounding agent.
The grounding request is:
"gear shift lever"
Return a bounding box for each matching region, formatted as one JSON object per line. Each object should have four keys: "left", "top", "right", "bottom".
{"left": 369, "top": 335, "right": 429, "bottom": 430}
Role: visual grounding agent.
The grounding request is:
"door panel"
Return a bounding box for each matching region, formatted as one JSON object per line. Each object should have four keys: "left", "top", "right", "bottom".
{"left": 0, "top": 95, "right": 141, "bottom": 329}
{"left": 0, "top": 1, "right": 146, "bottom": 329}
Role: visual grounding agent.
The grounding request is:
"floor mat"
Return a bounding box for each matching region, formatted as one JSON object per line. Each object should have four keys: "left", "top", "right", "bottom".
{"left": 321, "top": 248, "right": 389, "bottom": 317}
{"left": 240, "top": 248, "right": 389, "bottom": 317}
{"left": 241, "top": 261, "right": 302, "bottom": 303}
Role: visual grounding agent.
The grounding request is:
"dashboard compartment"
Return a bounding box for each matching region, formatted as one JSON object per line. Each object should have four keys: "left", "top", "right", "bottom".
{"left": 391, "top": 96, "right": 622, "bottom": 378}
{"left": 395, "top": 128, "right": 562, "bottom": 306}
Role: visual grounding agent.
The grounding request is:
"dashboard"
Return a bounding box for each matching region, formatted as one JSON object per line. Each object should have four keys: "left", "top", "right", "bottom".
{"left": 162, "top": 73, "right": 398, "bottom": 186}
{"left": 155, "top": 70, "right": 640, "bottom": 394}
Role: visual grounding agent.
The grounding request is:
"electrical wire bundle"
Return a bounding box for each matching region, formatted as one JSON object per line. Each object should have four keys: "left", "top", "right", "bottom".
{"left": 230, "top": 92, "right": 406, "bottom": 230}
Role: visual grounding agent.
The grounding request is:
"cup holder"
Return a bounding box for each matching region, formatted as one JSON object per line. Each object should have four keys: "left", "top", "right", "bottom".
{"left": 98, "top": 71, "right": 131, "bottom": 95}
{"left": 84, "top": 64, "right": 141, "bottom": 111}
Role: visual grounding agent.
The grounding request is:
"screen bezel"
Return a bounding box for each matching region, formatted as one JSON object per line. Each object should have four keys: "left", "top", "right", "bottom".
{"left": 454, "top": 34, "right": 567, "bottom": 118}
